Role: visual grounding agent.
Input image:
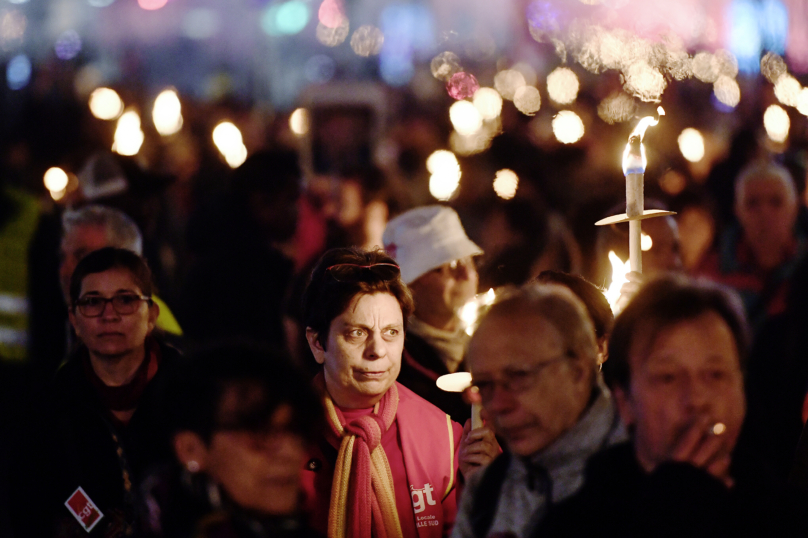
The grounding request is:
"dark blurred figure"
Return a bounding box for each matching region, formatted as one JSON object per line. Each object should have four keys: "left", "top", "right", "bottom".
{"left": 477, "top": 198, "right": 581, "bottom": 289}
{"left": 9, "top": 248, "right": 180, "bottom": 537}
{"left": 141, "top": 342, "right": 324, "bottom": 538}
{"left": 538, "top": 275, "right": 803, "bottom": 537}
{"left": 696, "top": 159, "right": 805, "bottom": 330}
{"left": 179, "top": 149, "right": 300, "bottom": 351}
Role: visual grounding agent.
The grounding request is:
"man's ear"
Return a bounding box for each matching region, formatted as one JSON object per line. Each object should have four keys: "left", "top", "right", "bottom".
{"left": 613, "top": 385, "right": 635, "bottom": 428}
{"left": 306, "top": 328, "right": 326, "bottom": 365}
{"left": 173, "top": 431, "right": 209, "bottom": 472}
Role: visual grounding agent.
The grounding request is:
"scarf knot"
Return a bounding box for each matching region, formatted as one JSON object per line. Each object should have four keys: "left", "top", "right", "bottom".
{"left": 343, "top": 414, "right": 385, "bottom": 450}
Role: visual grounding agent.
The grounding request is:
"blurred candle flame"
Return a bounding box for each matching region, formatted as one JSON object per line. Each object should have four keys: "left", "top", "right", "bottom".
{"left": 622, "top": 106, "right": 664, "bottom": 175}
{"left": 604, "top": 251, "right": 630, "bottom": 313}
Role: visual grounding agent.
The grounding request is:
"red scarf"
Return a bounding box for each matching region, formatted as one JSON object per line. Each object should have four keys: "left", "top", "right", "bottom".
{"left": 315, "top": 372, "right": 403, "bottom": 538}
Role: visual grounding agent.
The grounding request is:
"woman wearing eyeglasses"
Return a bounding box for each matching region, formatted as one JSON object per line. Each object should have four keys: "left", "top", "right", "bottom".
{"left": 9, "top": 247, "right": 180, "bottom": 538}
{"left": 300, "top": 247, "right": 491, "bottom": 538}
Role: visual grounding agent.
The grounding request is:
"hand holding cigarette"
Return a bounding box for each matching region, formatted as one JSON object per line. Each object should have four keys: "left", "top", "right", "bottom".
{"left": 670, "top": 416, "right": 733, "bottom": 488}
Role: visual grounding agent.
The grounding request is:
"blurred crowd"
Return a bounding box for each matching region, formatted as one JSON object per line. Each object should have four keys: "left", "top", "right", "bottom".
{"left": 3, "top": 71, "right": 808, "bottom": 537}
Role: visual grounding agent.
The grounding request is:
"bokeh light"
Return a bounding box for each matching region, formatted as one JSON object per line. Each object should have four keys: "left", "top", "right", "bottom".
{"left": 350, "top": 25, "right": 384, "bottom": 57}
{"left": 427, "top": 150, "right": 461, "bottom": 201}
{"left": 493, "top": 169, "right": 519, "bottom": 200}
{"left": 212, "top": 121, "right": 248, "bottom": 168}
{"left": 0, "top": 9, "right": 27, "bottom": 49}
{"left": 6, "top": 54, "right": 31, "bottom": 90}
{"left": 692, "top": 52, "right": 719, "bottom": 83}
{"left": 112, "top": 109, "right": 145, "bottom": 156}
{"left": 450, "top": 129, "right": 492, "bottom": 156}
{"left": 304, "top": 54, "right": 336, "bottom": 83}
{"left": 289, "top": 108, "right": 309, "bottom": 136}
{"left": 764, "top": 104, "right": 789, "bottom": 143}
{"left": 512, "top": 62, "right": 538, "bottom": 87}
{"left": 658, "top": 169, "right": 687, "bottom": 196}
{"left": 546, "top": 67, "right": 579, "bottom": 104}
{"left": 513, "top": 86, "right": 541, "bottom": 115}
{"left": 182, "top": 9, "right": 219, "bottom": 40}
{"left": 43, "top": 167, "right": 69, "bottom": 192}
{"left": 494, "top": 69, "right": 526, "bottom": 101}
{"left": 276, "top": 1, "right": 309, "bottom": 34}
{"left": 55, "top": 30, "right": 81, "bottom": 60}
{"left": 798, "top": 88, "right": 808, "bottom": 116}
{"left": 623, "top": 61, "right": 666, "bottom": 102}
{"left": 152, "top": 89, "right": 183, "bottom": 136}
{"left": 713, "top": 76, "right": 740, "bottom": 108}
{"left": 430, "top": 51, "right": 462, "bottom": 81}
{"left": 138, "top": 0, "right": 168, "bottom": 11}
{"left": 318, "top": 0, "right": 345, "bottom": 28}
{"left": 449, "top": 100, "right": 483, "bottom": 136}
{"left": 473, "top": 87, "right": 503, "bottom": 121}
{"left": 678, "top": 128, "right": 705, "bottom": 162}
{"left": 89, "top": 87, "right": 123, "bottom": 120}
{"left": 641, "top": 232, "right": 653, "bottom": 251}
{"left": 761, "top": 52, "right": 787, "bottom": 83}
{"left": 597, "top": 92, "right": 637, "bottom": 124}
{"left": 774, "top": 74, "right": 801, "bottom": 107}
{"left": 316, "top": 18, "right": 349, "bottom": 46}
{"left": 552, "top": 110, "right": 584, "bottom": 144}
{"left": 446, "top": 72, "right": 479, "bottom": 100}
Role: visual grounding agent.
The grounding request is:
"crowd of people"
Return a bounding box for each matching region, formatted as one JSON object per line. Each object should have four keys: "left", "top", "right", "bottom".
{"left": 3, "top": 78, "right": 808, "bottom": 537}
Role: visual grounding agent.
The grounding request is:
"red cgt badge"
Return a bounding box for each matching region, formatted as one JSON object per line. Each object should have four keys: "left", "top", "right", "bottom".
{"left": 65, "top": 486, "right": 104, "bottom": 533}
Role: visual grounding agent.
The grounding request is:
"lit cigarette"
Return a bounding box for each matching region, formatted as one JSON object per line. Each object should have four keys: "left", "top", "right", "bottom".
{"left": 710, "top": 422, "right": 726, "bottom": 436}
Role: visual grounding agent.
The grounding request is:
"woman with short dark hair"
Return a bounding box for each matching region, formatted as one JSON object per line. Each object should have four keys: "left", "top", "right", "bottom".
{"left": 301, "top": 247, "right": 483, "bottom": 538}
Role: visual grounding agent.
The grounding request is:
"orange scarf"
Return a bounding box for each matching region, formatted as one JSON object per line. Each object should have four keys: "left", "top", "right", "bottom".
{"left": 316, "top": 373, "right": 404, "bottom": 538}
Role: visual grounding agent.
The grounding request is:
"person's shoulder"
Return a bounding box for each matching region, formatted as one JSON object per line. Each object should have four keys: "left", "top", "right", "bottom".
{"left": 395, "top": 382, "right": 462, "bottom": 437}
{"left": 396, "top": 381, "right": 451, "bottom": 416}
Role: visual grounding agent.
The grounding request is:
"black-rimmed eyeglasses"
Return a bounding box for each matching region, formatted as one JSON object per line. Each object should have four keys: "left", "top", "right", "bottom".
{"left": 74, "top": 294, "right": 152, "bottom": 317}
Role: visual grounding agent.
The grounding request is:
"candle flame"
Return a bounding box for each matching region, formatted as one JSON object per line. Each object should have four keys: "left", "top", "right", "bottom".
{"left": 460, "top": 288, "right": 497, "bottom": 336}
{"left": 604, "top": 251, "right": 631, "bottom": 313}
{"left": 622, "top": 106, "right": 664, "bottom": 175}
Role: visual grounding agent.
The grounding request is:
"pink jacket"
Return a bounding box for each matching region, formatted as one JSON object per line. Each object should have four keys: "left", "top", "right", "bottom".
{"left": 302, "top": 382, "right": 463, "bottom": 538}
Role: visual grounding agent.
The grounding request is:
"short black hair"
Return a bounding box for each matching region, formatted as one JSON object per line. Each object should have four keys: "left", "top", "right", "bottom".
{"left": 604, "top": 274, "right": 749, "bottom": 391}
{"left": 535, "top": 270, "right": 614, "bottom": 340}
{"left": 170, "top": 341, "right": 322, "bottom": 444}
{"left": 303, "top": 247, "right": 414, "bottom": 350}
{"left": 69, "top": 246, "right": 154, "bottom": 306}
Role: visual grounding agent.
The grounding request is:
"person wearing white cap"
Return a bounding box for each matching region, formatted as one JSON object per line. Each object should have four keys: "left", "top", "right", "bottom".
{"left": 382, "top": 205, "right": 483, "bottom": 424}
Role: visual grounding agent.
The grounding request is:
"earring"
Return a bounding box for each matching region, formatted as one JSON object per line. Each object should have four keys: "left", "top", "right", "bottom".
{"left": 186, "top": 460, "right": 200, "bottom": 473}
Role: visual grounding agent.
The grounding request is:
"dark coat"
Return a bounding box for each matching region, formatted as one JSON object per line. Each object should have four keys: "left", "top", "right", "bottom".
{"left": 8, "top": 339, "right": 180, "bottom": 537}
{"left": 536, "top": 442, "right": 805, "bottom": 538}
{"left": 397, "top": 331, "right": 471, "bottom": 424}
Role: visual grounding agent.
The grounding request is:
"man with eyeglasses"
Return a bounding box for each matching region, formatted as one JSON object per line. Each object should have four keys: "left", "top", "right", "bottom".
{"left": 451, "top": 283, "right": 626, "bottom": 538}
{"left": 383, "top": 205, "right": 483, "bottom": 425}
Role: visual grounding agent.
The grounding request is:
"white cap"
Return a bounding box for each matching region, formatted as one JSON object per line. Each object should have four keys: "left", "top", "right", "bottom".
{"left": 383, "top": 205, "right": 483, "bottom": 284}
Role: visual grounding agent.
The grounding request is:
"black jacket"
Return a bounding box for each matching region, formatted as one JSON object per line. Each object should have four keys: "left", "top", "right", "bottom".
{"left": 397, "top": 331, "right": 470, "bottom": 424}
{"left": 536, "top": 442, "right": 805, "bottom": 538}
{"left": 8, "top": 338, "right": 180, "bottom": 537}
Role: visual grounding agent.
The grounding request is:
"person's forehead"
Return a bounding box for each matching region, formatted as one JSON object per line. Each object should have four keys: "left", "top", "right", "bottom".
{"left": 336, "top": 292, "right": 403, "bottom": 324}
{"left": 80, "top": 267, "right": 140, "bottom": 294}
{"left": 469, "top": 313, "right": 564, "bottom": 373}
{"left": 62, "top": 223, "right": 110, "bottom": 251}
{"left": 740, "top": 175, "right": 794, "bottom": 201}
{"left": 630, "top": 312, "right": 740, "bottom": 371}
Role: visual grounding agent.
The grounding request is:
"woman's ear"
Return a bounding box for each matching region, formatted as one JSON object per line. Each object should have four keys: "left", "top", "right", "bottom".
{"left": 173, "top": 431, "right": 209, "bottom": 472}
{"left": 146, "top": 300, "right": 160, "bottom": 334}
{"left": 306, "top": 328, "right": 326, "bottom": 365}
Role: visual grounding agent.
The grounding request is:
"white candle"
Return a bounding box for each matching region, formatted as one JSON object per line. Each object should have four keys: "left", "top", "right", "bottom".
{"left": 436, "top": 372, "right": 482, "bottom": 429}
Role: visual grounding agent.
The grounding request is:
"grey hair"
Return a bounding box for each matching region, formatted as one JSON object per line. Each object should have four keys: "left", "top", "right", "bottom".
{"left": 480, "top": 282, "right": 600, "bottom": 372}
{"left": 735, "top": 159, "right": 797, "bottom": 205}
{"left": 62, "top": 205, "right": 143, "bottom": 255}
